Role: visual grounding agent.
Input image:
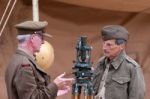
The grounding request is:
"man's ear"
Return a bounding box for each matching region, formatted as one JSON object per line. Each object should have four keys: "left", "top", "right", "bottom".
{"left": 29, "top": 34, "right": 35, "bottom": 43}
{"left": 120, "top": 44, "right": 125, "bottom": 50}
{"left": 30, "top": 34, "right": 36, "bottom": 39}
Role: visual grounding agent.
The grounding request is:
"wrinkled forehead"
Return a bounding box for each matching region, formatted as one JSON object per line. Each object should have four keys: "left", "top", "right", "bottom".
{"left": 102, "top": 39, "right": 116, "bottom": 43}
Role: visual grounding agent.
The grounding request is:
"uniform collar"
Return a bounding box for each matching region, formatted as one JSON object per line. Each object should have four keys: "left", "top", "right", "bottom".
{"left": 16, "top": 48, "right": 47, "bottom": 74}
{"left": 17, "top": 47, "right": 35, "bottom": 60}
{"left": 101, "top": 50, "right": 126, "bottom": 69}
{"left": 110, "top": 50, "right": 126, "bottom": 69}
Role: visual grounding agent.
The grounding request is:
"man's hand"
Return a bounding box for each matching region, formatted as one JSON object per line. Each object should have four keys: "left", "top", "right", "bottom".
{"left": 54, "top": 72, "right": 74, "bottom": 95}
{"left": 57, "top": 86, "right": 71, "bottom": 96}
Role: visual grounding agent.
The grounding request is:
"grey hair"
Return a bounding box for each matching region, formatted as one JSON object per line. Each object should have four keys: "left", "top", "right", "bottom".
{"left": 17, "top": 34, "right": 31, "bottom": 43}
{"left": 115, "top": 39, "right": 127, "bottom": 45}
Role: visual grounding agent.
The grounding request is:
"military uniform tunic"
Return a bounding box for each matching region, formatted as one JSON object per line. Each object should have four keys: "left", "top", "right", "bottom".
{"left": 92, "top": 51, "right": 145, "bottom": 99}
{"left": 5, "top": 48, "right": 58, "bottom": 99}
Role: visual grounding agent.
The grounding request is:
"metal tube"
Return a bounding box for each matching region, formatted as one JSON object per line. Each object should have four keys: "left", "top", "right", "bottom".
{"left": 32, "top": 0, "right": 39, "bottom": 21}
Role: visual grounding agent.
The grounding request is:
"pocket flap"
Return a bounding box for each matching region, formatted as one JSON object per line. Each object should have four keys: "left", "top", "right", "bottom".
{"left": 112, "top": 77, "right": 130, "bottom": 84}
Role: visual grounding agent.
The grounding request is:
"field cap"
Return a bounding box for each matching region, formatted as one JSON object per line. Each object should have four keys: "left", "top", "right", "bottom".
{"left": 101, "top": 25, "right": 129, "bottom": 41}
{"left": 15, "top": 21, "right": 52, "bottom": 38}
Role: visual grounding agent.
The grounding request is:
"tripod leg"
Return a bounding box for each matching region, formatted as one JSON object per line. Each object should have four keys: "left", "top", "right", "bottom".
{"left": 72, "top": 83, "right": 81, "bottom": 99}
{"left": 84, "top": 83, "right": 94, "bottom": 99}
{"left": 72, "top": 95, "right": 81, "bottom": 99}
{"left": 84, "top": 96, "right": 94, "bottom": 99}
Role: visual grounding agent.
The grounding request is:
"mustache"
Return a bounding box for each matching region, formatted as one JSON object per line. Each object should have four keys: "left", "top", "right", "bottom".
{"left": 103, "top": 50, "right": 109, "bottom": 53}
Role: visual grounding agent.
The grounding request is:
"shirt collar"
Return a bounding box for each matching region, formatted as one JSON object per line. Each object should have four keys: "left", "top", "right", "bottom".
{"left": 109, "top": 50, "right": 126, "bottom": 69}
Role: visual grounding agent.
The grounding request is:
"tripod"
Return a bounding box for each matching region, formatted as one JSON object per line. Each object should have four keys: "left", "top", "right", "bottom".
{"left": 72, "top": 36, "right": 94, "bottom": 99}
{"left": 72, "top": 78, "right": 94, "bottom": 99}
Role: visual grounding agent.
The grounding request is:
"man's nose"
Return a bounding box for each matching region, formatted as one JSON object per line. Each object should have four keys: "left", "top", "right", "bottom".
{"left": 102, "top": 44, "right": 107, "bottom": 50}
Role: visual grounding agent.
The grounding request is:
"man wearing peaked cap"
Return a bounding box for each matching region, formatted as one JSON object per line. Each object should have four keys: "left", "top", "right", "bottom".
{"left": 5, "top": 20, "right": 74, "bottom": 99}
{"left": 15, "top": 20, "right": 48, "bottom": 29}
{"left": 93, "top": 25, "right": 145, "bottom": 99}
{"left": 15, "top": 20, "right": 52, "bottom": 38}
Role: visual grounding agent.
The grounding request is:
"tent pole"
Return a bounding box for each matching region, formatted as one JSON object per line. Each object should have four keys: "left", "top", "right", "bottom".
{"left": 32, "top": 0, "right": 39, "bottom": 22}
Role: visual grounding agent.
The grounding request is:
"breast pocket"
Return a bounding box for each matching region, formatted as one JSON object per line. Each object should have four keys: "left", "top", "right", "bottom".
{"left": 34, "top": 72, "right": 46, "bottom": 89}
{"left": 112, "top": 76, "right": 130, "bottom": 90}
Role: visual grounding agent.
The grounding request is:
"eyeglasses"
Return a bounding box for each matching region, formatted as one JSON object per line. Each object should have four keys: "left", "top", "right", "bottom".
{"left": 33, "top": 34, "right": 44, "bottom": 41}
{"left": 34, "top": 31, "right": 44, "bottom": 41}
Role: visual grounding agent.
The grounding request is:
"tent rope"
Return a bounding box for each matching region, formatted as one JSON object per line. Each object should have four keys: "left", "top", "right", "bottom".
{"left": 0, "top": 0, "right": 17, "bottom": 37}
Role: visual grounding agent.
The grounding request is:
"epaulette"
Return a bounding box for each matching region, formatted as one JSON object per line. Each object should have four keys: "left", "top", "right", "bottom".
{"left": 125, "top": 55, "right": 139, "bottom": 68}
{"left": 21, "top": 56, "right": 31, "bottom": 68}
{"left": 21, "top": 64, "right": 30, "bottom": 67}
{"left": 94, "top": 56, "right": 105, "bottom": 70}
{"left": 98, "top": 56, "right": 105, "bottom": 65}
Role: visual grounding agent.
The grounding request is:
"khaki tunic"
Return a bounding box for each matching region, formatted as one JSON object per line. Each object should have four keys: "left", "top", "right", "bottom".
{"left": 92, "top": 51, "right": 145, "bottom": 99}
{"left": 5, "top": 49, "right": 58, "bottom": 99}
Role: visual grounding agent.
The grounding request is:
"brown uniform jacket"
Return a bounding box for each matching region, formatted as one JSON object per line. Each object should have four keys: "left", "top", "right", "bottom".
{"left": 92, "top": 51, "right": 145, "bottom": 99}
{"left": 5, "top": 49, "right": 58, "bottom": 99}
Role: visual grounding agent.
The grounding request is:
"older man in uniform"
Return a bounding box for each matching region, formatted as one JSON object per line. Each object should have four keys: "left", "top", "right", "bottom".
{"left": 5, "top": 21, "right": 74, "bottom": 99}
{"left": 93, "top": 25, "right": 145, "bottom": 99}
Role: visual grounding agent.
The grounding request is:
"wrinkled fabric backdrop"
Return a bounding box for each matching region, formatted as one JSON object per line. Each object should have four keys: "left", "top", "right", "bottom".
{"left": 0, "top": 0, "right": 150, "bottom": 99}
